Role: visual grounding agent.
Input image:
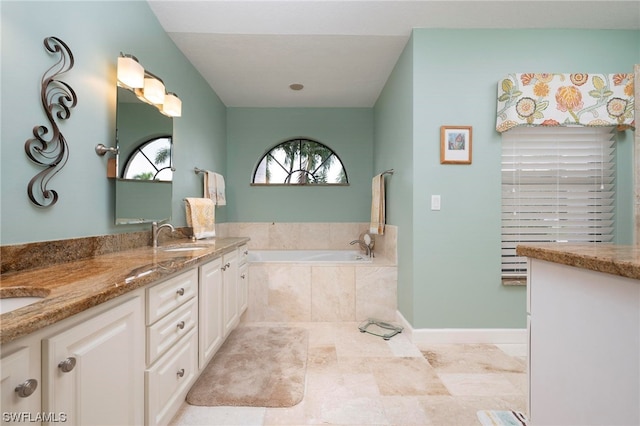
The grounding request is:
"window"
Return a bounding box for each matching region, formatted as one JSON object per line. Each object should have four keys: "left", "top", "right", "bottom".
{"left": 252, "top": 138, "right": 348, "bottom": 185}
{"left": 501, "top": 127, "right": 616, "bottom": 280}
{"left": 122, "top": 136, "right": 173, "bottom": 181}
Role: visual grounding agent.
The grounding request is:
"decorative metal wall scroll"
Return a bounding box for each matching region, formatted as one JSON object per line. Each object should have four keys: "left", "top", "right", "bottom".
{"left": 24, "top": 36, "right": 77, "bottom": 207}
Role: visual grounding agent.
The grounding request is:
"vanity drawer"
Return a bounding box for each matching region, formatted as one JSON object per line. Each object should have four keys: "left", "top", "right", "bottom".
{"left": 145, "top": 330, "right": 197, "bottom": 426}
{"left": 146, "top": 269, "right": 197, "bottom": 325}
{"left": 146, "top": 298, "right": 197, "bottom": 366}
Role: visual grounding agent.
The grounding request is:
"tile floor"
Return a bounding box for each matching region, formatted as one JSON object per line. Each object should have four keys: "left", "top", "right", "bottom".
{"left": 170, "top": 322, "right": 527, "bottom": 426}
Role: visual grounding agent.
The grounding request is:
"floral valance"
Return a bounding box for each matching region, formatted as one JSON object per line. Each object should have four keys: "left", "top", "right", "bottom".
{"left": 496, "top": 73, "right": 635, "bottom": 132}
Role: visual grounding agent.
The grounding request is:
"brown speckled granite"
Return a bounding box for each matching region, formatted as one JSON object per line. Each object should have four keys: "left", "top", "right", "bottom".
{"left": 516, "top": 243, "right": 640, "bottom": 280}
{"left": 0, "top": 237, "right": 249, "bottom": 344}
{"left": 1, "top": 227, "right": 193, "bottom": 273}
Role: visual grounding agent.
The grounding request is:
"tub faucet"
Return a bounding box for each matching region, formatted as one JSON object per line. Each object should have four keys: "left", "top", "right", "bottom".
{"left": 152, "top": 221, "right": 175, "bottom": 248}
{"left": 350, "top": 239, "right": 371, "bottom": 257}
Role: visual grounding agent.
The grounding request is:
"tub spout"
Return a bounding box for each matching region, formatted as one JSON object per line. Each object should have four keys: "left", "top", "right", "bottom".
{"left": 350, "top": 239, "right": 371, "bottom": 257}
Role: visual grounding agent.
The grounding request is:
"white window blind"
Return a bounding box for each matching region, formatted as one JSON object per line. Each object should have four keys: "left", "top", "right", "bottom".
{"left": 501, "top": 126, "right": 616, "bottom": 277}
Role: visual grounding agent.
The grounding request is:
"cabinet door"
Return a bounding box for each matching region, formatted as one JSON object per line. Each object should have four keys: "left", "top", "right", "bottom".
{"left": 238, "top": 262, "right": 248, "bottom": 316}
{"left": 222, "top": 250, "right": 239, "bottom": 337}
{"left": 43, "top": 296, "right": 144, "bottom": 426}
{"left": 198, "top": 257, "right": 223, "bottom": 369}
{"left": 1, "top": 343, "right": 41, "bottom": 425}
{"left": 146, "top": 330, "right": 197, "bottom": 426}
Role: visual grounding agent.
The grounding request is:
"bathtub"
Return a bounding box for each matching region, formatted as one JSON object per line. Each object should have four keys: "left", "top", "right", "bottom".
{"left": 248, "top": 249, "right": 372, "bottom": 264}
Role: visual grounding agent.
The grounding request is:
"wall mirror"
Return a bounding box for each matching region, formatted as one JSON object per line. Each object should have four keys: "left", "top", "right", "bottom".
{"left": 114, "top": 86, "right": 173, "bottom": 225}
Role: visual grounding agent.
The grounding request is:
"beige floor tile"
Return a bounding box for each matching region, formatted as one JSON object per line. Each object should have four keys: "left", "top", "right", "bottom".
{"left": 422, "top": 343, "right": 526, "bottom": 374}
{"left": 438, "top": 373, "right": 522, "bottom": 397}
{"left": 381, "top": 395, "right": 433, "bottom": 425}
{"left": 419, "top": 395, "right": 526, "bottom": 426}
{"left": 171, "top": 322, "right": 527, "bottom": 426}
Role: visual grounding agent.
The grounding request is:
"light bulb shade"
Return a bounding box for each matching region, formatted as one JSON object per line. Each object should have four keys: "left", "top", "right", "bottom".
{"left": 117, "top": 55, "right": 144, "bottom": 88}
{"left": 143, "top": 76, "right": 165, "bottom": 104}
{"left": 163, "top": 92, "right": 182, "bottom": 117}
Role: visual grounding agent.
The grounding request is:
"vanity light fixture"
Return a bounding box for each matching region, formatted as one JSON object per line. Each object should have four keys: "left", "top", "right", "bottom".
{"left": 116, "top": 53, "right": 182, "bottom": 117}
{"left": 162, "top": 92, "right": 182, "bottom": 117}
{"left": 143, "top": 72, "right": 165, "bottom": 105}
{"left": 117, "top": 54, "right": 144, "bottom": 89}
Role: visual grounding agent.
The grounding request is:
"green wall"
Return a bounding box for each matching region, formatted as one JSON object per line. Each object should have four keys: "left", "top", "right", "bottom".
{"left": 226, "top": 108, "right": 374, "bottom": 222}
{"left": 375, "top": 29, "right": 639, "bottom": 329}
{"left": 0, "top": 1, "right": 226, "bottom": 244}
{"left": 373, "top": 38, "right": 415, "bottom": 323}
{"left": 2, "top": 3, "right": 638, "bottom": 332}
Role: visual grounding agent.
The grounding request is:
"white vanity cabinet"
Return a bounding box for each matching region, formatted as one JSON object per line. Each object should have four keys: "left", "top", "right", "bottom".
{"left": 222, "top": 250, "right": 239, "bottom": 337}
{"left": 527, "top": 258, "right": 640, "bottom": 425}
{"left": 1, "top": 336, "right": 41, "bottom": 425}
{"left": 198, "top": 257, "right": 223, "bottom": 369}
{"left": 145, "top": 269, "right": 198, "bottom": 426}
{"left": 238, "top": 244, "right": 249, "bottom": 316}
{"left": 42, "top": 294, "right": 144, "bottom": 426}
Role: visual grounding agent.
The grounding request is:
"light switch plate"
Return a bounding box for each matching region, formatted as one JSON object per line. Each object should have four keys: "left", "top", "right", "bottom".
{"left": 431, "top": 195, "right": 441, "bottom": 210}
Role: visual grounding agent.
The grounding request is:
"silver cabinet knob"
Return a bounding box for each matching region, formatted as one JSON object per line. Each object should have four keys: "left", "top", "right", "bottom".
{"left": 15, "top": 379, "right": 38, "bottom": 398}
{"left": 58, "top": 357, "right": 76, "bottom": 373}
{"left": 176, "top": 287, "right": 185, "bottom": 296}
{"left": 243, "top": 250, "right": 248, "bottom": 255}
{"left": 177, "top": 321, "right": 185, "bottom": 330}
{"left": 177, "top": 368, "right": 185, "bottom": 378}
{"left": 240, "top": 274, "right": 246, "bottom": 279}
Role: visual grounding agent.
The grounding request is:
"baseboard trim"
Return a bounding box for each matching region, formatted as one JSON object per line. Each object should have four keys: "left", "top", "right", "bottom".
{"left": 395, "top": 311, "right": 526, "bottom": 345}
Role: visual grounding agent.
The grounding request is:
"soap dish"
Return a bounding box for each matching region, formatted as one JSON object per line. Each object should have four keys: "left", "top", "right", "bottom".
{"left": 358, "top": 318, "right": 403, "bottom": 340}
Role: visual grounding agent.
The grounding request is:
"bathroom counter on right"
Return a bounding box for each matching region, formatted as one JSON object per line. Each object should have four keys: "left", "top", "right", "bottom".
{"left": 518, "top": 243, "right": 639, "bottom": 426}
{"left": 516, "top": 243, "right": 640, "bottom": 280}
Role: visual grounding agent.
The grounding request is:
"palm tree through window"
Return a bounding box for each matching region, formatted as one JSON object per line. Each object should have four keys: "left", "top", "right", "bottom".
{"left": 122, "top": 136, "right": 173, "bottom": 181}
{"left": 252, "top": 138, "right": 348, "bottom": 185}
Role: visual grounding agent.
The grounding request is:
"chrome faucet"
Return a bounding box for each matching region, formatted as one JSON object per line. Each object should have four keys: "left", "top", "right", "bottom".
{"left": 152, "top": 221, "right": 175, "bottom": 248}
{"left": 350, "top": 239, "right": 371, "bottom": 257}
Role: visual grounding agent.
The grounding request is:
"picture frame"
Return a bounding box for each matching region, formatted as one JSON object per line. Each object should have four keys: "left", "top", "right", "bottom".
{"left": 440, "top": 126, "right": 472, "bottom": 164}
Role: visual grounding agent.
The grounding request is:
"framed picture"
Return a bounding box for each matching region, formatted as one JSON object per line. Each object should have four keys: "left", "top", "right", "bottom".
{"left": 440, "top": 126, "right": 472, "bottom": 164}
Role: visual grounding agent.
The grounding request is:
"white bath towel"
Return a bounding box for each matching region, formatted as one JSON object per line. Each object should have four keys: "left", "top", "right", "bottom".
{"left": 184, "top": 197, "right": 216, "bottom": 239}
{"left": 203, "top": 171, "right": 226, "bottom": 206}
{"left": 369, "top": 174, "right": 385, "bottom": 235}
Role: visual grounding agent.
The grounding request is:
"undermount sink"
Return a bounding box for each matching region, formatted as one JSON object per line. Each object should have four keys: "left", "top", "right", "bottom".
{"left": 159, "top": 245, "right": 210, "bottom": 252}
{"left": 0, "top": 287, "right": 50, "bottom": 314}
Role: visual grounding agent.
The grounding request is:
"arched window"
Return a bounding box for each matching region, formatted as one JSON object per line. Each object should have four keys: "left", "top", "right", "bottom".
{"left": 252, "top": 138, "right": 348, "bottom": 185}
{"left": 122, "top": 136, "right": 173, "bottom": 181}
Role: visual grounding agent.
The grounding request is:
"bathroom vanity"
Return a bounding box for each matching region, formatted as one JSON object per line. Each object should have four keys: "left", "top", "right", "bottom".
{"left": 0, "top": 237, "right": 249, "bottom": 426}
{"left": 518, "top": 243, "right": 640, "bottom": 426}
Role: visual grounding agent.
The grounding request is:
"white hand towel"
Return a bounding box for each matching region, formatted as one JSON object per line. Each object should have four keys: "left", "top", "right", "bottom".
{"left": 203, "top": 171, "right": 226, "bottom": 206}
{"left": 204, "top": 171, "right": 216, "bottom": 201}
{"left": 369, "top": 174, "right": 385, "bottom": 235}
{"left": 184, "top": 197, "right": 216, "bottom": 239}
{"left": 213, "top": 173, "right": 226, "bottom": 206}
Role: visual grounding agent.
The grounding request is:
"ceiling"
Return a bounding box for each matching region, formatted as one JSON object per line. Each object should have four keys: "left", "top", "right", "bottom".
{"left": 147, "top": 0, "right": 640, "bottom": 108}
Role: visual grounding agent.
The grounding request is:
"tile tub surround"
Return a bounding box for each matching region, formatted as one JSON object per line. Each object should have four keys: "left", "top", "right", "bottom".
{"left": 0, "top": 236, "right": 249, "bottom": 344}
{"left": 247, "top": 262, "right": 397, "bottom": 323}
{"left": 219, "top": 222, "right": 397, "bottom": 263}
{"left": 516, "top": 243, "right": 640, "bottom": 280}
{"left": 234, "top": 223, "right": 399, "bottom": 323}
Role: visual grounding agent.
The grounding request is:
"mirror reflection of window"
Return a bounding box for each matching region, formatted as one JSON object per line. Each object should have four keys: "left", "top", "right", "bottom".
{"left": 253, "top": 138, "right": 348, "bottom": 185}
{"left": 123, "top": 136, "right": 173, "bottom": 181}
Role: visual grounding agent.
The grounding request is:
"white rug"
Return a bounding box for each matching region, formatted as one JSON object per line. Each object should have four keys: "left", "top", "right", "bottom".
{"left": 477, "top": 410, "right": 528, "bottom": 426}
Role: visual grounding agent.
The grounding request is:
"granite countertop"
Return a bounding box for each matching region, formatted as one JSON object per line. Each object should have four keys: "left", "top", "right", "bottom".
{"left": 516, "top": 243, "right": 640, "bottom": 281}
{"left": 0, "top": 237, "right": 249, "bottom": 345}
